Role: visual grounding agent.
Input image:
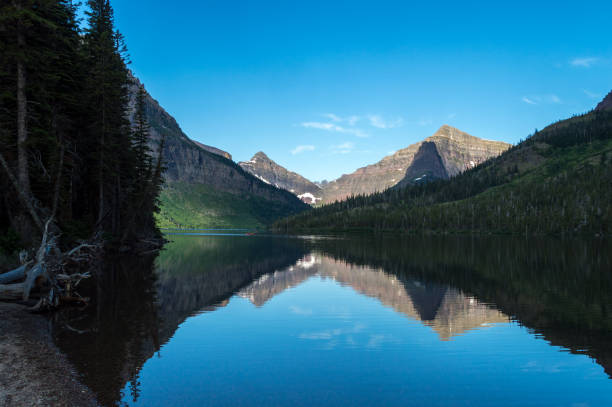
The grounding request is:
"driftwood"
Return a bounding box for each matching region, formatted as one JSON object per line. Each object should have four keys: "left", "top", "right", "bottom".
{"left": 0, "top": 217, "right": 99, "bottom": 308}
{"left": 0, "top": 262, "right": 31, "bottom": 284}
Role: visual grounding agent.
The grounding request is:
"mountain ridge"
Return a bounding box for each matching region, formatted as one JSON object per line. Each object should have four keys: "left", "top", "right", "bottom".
{"left": 320, "top": 125, "right": 511, "bottom": 204}
{"left": 276, "top": 91, "right": 612, "bottom": 235}
{"left": 126, "top": 74, "right": 309, "bottom": 228}
{"left": 239, "top": 152, "right": 323, "bottom": 204}
{"left": 192, "top": 140, "right": 232, "bottom": 160}
{"left": 596, "top": 90, "right": 612, "bottom": 111}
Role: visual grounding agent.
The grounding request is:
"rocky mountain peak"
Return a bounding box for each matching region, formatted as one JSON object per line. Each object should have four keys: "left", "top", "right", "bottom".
{"left": 238, "top": 152, "right": 322, "bottom": 205}
{"left": 595, "top": 90, "right": 612, "bottom": 111}
{"left": 437, "top": 124, "right": 458, "bottom": 133}
{"left": 430, "top": 125, "right": 474, "bottom": 141}
{"left": 252, "top": 151, "right": 270, "bottom": 161}
{"left": 320, "top": 126, "right": 511, "bottom": 204}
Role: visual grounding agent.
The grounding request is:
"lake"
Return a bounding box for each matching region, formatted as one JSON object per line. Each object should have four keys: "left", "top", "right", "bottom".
{"left": 53, "top": 234, "right": 612, "bottom": 406}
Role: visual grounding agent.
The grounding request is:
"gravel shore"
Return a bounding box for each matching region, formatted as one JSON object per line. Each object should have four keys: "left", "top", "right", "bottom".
{"left": 0, "top": 303, "right": 97, "bottom": 407}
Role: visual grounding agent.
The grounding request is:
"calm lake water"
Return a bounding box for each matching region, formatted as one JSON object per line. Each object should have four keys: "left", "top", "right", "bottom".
{"left": 53, "top": 234, "right": 612, "bottom": 406}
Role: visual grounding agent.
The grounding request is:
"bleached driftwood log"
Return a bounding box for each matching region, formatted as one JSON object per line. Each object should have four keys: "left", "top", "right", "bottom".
{"left": 0, "top": 262, "right": 31, "bottom": 284}
{"left": 0, "top": 218, "right": 98, "bottom": 308}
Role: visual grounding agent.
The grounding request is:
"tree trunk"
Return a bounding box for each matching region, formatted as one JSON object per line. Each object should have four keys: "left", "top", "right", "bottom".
{"left": 97, "top": 49, "right": 106, "bottom": 226}
{"left": 98, "top": 137, "right": 104, "bottom": 224}
{"left": 52, "top": 143, "right": 65, "bottom": 219}
{"left": 15, "top": 0, "right": 31, "bottom": 198}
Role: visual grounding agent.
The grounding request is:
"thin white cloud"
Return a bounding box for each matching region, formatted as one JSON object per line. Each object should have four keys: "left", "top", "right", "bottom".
{"left": 322, "top": 113, "right": 361, "bottom": 125}
{"left": 302, "top": 122, "right": 337, "bottom": 130}
{"left": 291, "top": 145, "right": 315, "bottom": 155}
{"left": 367, "top": 114, "right": 404, "bottom": 129}
{"left": 417, "top": 118, "right": 433, "bottom": 126}
{"left": 522, "top": 97, "right": 538, "bottom": 105}
{"left": 346, "top": 115, "right": 360, "bottom": 126}
{"left": 583, "top": 89, "right": 600, "bottom": 99}
{"left": 301, "top": 121, "right": 368, "bottom": 138}
{"left": 570, "top": 57, "right": 599, "bottom": 68}
{"left": 522, "top": 95, "right": 561, "bottom": 105}
{"left": 323, "top": 113, "right": 342, "bottom": 122}
{"left": 331, "top": 141, "right": 355, "bottom": 154}
{"left": 447, "top": 113, "right": 457, "bottom": 119}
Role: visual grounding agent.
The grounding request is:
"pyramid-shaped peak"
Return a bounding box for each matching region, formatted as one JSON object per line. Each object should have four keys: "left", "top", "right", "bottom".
{"left": 434, "top": 124, "right": 471, "bottom": 137}
{"left": 428, "top": 125, "right": 511, "bottom": 148}
{"left": 252, "top": 151, "right": 271, "bottom": 161}
{"left": 425, "top": 125, "right": 476, "bottom": 143}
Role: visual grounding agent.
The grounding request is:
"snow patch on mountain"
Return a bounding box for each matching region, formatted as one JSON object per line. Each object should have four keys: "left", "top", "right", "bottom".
{"left": 298, "top": 192, "right": 322, "bottom": 205}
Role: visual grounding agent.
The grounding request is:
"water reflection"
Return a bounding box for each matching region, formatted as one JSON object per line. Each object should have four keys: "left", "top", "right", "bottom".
{"left": 51, "top": 254, "right": 161, "bottom": 406}
{"left": 52, "top": 234, "right": 612, "bottom": 406}
{"left": 238, "top": 255, "right": 508, "bottom": 340}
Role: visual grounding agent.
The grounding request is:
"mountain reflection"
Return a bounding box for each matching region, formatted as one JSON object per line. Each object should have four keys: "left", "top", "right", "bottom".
{"left": 52, "top": 234, "right": 612, "bottom": 406}
{"left": 238, "top": 254, "right": 508, "bottom": 340}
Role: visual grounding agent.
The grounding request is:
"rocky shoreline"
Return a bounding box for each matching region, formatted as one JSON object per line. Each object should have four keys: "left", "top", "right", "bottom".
{"left": 0, "top": 303, "right": 97, "bottom": 407}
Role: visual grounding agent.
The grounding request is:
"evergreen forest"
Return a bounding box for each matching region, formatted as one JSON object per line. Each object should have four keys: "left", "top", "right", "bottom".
{"left": 0, "top": 0, "right": 163, "bottom": 254}
{"left": 275, "top": 107, "right": 612, "bottom": 236}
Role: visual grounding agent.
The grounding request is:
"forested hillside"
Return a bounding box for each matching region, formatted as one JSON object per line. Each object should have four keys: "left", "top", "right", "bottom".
{"left": 276, "top": 102, "right": 612, "bottom": 236}
{"left": 0, "top": 0, "right": 162, "bottom": 251}
{"left": 126, "top": 77, "right": 309, "bottom": 230}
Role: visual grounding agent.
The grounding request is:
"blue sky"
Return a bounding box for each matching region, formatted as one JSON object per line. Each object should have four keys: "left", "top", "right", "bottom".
{"left": 105, "top": 0, "right": 610, "bottom": 181}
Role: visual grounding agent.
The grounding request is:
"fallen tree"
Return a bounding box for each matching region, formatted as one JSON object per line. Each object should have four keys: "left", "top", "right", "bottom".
{"left": 0, "top": 136, "right": 101, "bottom": 310}
{"left": 0, "top": 217, "right": 99, "bottom": 310}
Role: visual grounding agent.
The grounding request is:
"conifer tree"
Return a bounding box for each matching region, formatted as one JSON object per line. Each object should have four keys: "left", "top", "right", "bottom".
{"left": 0, "top": 0, "right": 163, "bottom": 248}
{"left": 83, "top": 0, "right": 133, "bottom": 233}
{"left": 0, "top": 0, "right": 83, "bottom": 239}
{"left": 132, "top": 85, "right": 153, "bottom": 184}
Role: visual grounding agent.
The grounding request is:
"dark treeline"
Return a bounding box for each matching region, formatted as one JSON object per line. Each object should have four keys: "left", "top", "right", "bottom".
{"left": 278, "top": 108, "right": 612, "bottom": 235}
{"left": 0, "top": 0, "right": 163, "bottom": 252}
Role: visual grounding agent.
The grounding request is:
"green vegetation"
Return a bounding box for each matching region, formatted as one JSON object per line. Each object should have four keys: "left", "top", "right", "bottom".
{"left": 156, "top": 183, "right": 304, "bottom": 229}
{"left": 276, "top": 108, "right": 612, "bottom": 236}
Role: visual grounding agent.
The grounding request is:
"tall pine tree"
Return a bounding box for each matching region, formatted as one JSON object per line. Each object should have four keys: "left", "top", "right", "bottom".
{"left": 0, "top": 0, "right": 163, "bottom": 250}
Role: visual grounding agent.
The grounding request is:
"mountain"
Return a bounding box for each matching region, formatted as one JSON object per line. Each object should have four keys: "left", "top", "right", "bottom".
{"left": 238, "top": 152, "right": 323, "bottom": 204}
{"left": 192, "top": 140, "right": 232, "bottom": 160}
{"left": 321, "top": 125, "right": 511, "bottom": 204}
{"left": 126, "top": 75, "right": 308, "bottom": 228}
{"left": 596, "top": 90, "right": 612, "bottom": 111}
{"left": 277, "top": 92, "right": 612, "bottom": 235}
{"left": 237, "top": 254, "right": 508, "bottom": 340}
{"left": 396, "top": 141, "right": 448, "bottom": 186}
